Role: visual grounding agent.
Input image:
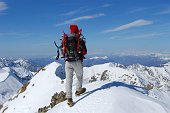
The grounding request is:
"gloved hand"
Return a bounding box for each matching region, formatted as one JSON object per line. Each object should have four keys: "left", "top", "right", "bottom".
{"left": 55, "top": 56, "right": 59, "bottom": 60}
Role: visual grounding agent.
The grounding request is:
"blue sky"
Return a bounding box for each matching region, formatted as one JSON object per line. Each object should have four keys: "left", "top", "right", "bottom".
{"left": 0, "top": 0, "right": 170, "bottom": 58}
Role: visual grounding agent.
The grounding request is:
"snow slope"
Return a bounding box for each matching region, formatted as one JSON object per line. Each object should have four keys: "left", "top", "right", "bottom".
{"left": 1, "top": 62, "right": 170, "bottom": 113}
{"left": 0, "top": 67, "right": 22, "bottom": 105}
{"left": 0, "top": 58, "right": 40, "bottom": 105}
{"left": 0, "top": 68, "right": 10, "bottom": 82}
{"left": 1, "top": 62, "right": 64, "bottom": 113}
{"left": 48, "top": 81, "right": 168, "bottom": 113}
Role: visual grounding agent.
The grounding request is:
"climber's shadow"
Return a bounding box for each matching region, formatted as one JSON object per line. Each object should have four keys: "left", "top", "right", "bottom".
{"left": 75, "top": 81, "right": 148, "bottom": 104}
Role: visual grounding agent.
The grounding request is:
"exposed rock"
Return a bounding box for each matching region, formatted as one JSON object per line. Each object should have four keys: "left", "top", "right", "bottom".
{"left": 17, "top": 82, "right": 30, "bottom": 94}
{"left": 38, "top": 91, "right": 66, "bottom": 113}
{"left": 2, "top": 106, "right": 8, "bottom": 113}
{"left": 100, "top": 70, "right": 109, "bottom": 81}
{"left": 0, "top": 105, "right": 3, "bottom": 110}
{"left": 89, "top": 76, "right": 97, "bottom": 83}
{"left": 144, "top": 83, "right": 154, "bottom": 90}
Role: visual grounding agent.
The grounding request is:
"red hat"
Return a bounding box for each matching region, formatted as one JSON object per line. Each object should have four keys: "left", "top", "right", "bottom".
{"left": 70, "top": 24, "right": 79, "bottom": 33}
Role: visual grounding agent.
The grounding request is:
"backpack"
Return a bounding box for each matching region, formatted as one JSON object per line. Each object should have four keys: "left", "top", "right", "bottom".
{"left": 61, "top": 25, "right": 87, "bottom": 61}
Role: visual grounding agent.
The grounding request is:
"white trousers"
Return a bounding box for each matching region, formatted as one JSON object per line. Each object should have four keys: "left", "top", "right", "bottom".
{"left": 65, "top": 60, "right": 83, "bottom": 98}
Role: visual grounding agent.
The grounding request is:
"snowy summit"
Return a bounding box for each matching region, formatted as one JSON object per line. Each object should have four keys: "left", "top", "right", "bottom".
{"left": 1, "top": 61, "right": 170, "bottom": 113}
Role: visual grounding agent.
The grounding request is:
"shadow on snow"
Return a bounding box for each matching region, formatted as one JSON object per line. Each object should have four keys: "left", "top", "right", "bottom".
{"left": 75, "top": 81, "right": 148, "bottom": 104}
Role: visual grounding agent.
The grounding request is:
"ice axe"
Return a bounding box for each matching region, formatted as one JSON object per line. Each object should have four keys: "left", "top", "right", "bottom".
{"left": 54, "top": 41, "right": 60, "bottom": 60}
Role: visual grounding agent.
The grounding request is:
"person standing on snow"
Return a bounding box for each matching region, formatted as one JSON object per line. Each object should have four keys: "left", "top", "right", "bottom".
{"left": 60, "top": 25, "right": 87, "bottom": 107}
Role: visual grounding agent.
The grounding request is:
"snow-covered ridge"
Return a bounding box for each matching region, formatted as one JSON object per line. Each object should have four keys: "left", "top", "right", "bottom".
{"left": 1, "top": 62, "right": 65, "bottom": 113}
{"left": 0, "top": 58, "right": 41, "bottom": 105}
{"left": 1, "top": 61, "right": 170, "bottom": 113}
{"left": 0, "top": 58, "right": 41, "bottom": 82}
{"left": 0, "top": 58, "right": 39, "bottom": 72}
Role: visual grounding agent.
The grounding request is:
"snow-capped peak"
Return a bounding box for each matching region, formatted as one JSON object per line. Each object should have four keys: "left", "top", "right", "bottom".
{"left": 1, "top": 61, "right": 170, "bottom": 113}
{"left": 0, "top": 58, "right": 41, "bottom": 105}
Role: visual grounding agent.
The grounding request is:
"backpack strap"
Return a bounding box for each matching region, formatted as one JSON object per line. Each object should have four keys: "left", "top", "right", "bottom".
{"left": 61, "top": 32, "right": 68, "bottom": 58}
{"left": 76, "top": 29, "right": 82, "bottom": 53}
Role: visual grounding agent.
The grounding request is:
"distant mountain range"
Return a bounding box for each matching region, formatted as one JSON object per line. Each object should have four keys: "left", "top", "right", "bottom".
{"left": 0, "top": 55, "right": 170, "bottom": 107}
{"left": 0, "top": 58, "right": 40, "bottom": 104}
{"left": 1, "top": 60, "right": 170, "bottom": 113}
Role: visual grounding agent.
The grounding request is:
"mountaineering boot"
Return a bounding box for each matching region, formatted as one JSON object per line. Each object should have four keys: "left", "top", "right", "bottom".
{"left": 67, "top": 98, "right": 74, "bottom": 107}
{"left": 75, "top": 87, "right": 86, "bottom": 96}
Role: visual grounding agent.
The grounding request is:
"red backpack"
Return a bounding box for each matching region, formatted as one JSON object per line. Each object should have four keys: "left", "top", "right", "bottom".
{"left": 61, "top": 25, "right": 87, "bottom": 61}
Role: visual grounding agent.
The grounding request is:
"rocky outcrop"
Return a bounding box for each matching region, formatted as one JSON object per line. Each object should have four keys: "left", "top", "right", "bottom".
{"left": 38, "top": 91, "right": 66, "bottom": 113}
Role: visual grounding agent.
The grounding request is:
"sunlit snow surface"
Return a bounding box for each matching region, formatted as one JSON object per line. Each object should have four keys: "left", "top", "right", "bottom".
{"left": 1, "top": 61, "right": 170, "bottom": 113}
